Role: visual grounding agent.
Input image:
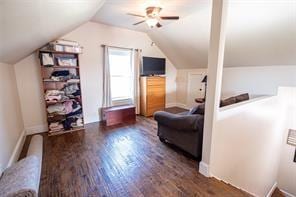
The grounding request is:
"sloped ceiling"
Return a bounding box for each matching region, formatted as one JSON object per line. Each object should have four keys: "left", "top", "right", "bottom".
{"left": 91, "top": 0, "right": 206, "bottom": 32}
{"left": 1, "top": 0, "right": 296, "bottom": 68}
{"left": 148, "top": 2, "right": 211, "bottom": 69}
{"left": 0, "top": 0, "right": 105, "bottom": 64}
{"left": 224, "top": 1, "right": 296, "bottom": 67}
{"left": 92, "top": 0, "right": 296, "bottom": 69}
{"left": 148, "top": 1, "right": 296, "bottom": 68}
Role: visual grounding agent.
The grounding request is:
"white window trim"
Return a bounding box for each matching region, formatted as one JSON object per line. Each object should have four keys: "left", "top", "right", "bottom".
{"left": 108, "top": 48, "right": 134, "bottom": 106}
{"left": 112, "top": 98, "right": 133, "bottom": 106}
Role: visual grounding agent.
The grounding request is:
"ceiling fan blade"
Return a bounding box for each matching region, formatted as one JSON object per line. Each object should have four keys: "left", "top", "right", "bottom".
{"left": 160, "top": 16, "right": 180, "bottom": 20}
{"left": 127, "top": 13, "right": 145, "bottom": 18}
{"left": 156, "top": 22, "right": 162, "bottom": 28}
{"left": 133, "top": 20, "right": 146, "bottom": 25}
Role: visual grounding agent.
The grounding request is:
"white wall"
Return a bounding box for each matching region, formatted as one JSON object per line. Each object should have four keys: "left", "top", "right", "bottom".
{"left": 14, "top": 55, "right": 47, "bottom": 134}
{"left": 14, "top": 22, "right": 177, "bottom": 130}
{"left": 0, "top": 62, "right": 25, "bottom": 174}
{"left": 176, "top": 68, "right": 206, "bottom": 108}
{"left": 222, "top": 66, "right": 296, "bottom": 97}
{"left": 210, "top": 97, "right": 284, "bottom": 196}
{"left": 277, "top": 87, "right": 296, "bottom": 196}
{"left": 176, "top": 65, "right": 296, "bottom": 108}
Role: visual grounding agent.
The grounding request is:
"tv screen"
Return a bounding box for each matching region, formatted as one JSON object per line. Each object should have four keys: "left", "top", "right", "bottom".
{"left": 141, "top": 56, "right": 166, "bottom": 76}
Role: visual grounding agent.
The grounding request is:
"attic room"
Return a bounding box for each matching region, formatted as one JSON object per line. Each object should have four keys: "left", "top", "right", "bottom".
{"left": 0, "top": 0, "right": 296, "bottom": 197}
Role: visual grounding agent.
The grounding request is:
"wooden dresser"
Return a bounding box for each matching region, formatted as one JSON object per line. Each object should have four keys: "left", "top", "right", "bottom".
{"left": 140, "top": 76, "right": 166, "bottom": 117}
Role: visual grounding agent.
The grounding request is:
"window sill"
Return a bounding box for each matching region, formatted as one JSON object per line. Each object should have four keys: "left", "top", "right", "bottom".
{"left": 112, "top": 98, "right": 133, "bottom": 106}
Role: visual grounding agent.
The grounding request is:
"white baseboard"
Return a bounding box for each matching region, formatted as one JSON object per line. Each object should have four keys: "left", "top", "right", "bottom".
{"left": 266, "top": 182, "right": 277, "bottom": 197}
{"left": 175, "top": 103, "right": 190, "bottom": 110}
{"left": 280, "top": 189, "right": 296, "bottom": 197}
{"left": 165, "top": 103, "right": 178, "bottom": 108}
{"left": 199, "top": 161, "right": 210, "bottom": 177}
{"left": 25, "top": 124, "right": 48, "bottom": 135}
{"left": 7, "top": 129, "right": 26, "bottom": 167}
{"left": 165, "top": 102, "right": 191, "bottom": 110}
{"left": 85, "top": 117, "right": 100, "bottom": 124}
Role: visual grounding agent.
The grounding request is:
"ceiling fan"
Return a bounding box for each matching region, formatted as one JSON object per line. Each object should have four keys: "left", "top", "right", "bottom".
{"left": 128, "top": 6, "right": 180, "bottom": 28}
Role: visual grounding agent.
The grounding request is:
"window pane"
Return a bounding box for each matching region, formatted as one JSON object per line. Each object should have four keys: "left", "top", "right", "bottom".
{"left": 109, "top": 50, "right": 132, "bottom": 76}
{"left": 108, "top": 48, "right": 133, "bottom": 101}
{"left": 111, "top": 76, "right": 132, "bottom": 99}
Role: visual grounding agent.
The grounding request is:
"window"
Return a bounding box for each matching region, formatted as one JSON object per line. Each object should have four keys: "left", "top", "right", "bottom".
{"left": 109, "top": 48, "right": 133, "bottom": 105}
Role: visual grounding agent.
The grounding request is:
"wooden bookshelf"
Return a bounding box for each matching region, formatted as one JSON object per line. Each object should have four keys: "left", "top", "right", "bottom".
{"left": 39, "top": 48, "right": 85, "bottom": 136}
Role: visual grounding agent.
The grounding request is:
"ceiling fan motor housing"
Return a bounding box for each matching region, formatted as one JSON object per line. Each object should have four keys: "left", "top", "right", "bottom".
{"left": 146, "top": 7, "right": 162, "bottom": 18}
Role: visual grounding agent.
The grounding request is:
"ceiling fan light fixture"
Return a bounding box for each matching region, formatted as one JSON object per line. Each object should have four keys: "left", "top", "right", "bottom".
{"left": 146, "top": 18, "right": 158, "bottom": 28}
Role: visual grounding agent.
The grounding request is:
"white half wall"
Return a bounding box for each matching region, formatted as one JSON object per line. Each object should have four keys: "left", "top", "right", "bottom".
{"left": 210, "top": 97, "right": 284, "bottom": 196}
{"left": 0, "top": 62, "right": 25, "bottom": 174}
{"left": 277, "top": 87, "right": 296, "bottom": 196}
{"left": 14, "top": 22, "right": 177, "bottom": 127}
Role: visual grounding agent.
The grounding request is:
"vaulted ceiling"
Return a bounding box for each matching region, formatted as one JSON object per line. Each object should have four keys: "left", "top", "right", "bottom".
{"left": 148, "top": 1, "right": 296, "bottom": 68}
{"left": 92, "top": 0, "right": 296, "bottom": 69}
{"left": 91, "top": 0, "right": 205, "bottom": 32}
{"left": 148, "top": 2, "right": 211, "bottom": 69}
{"left": 0, "top": 0, "right": 105, "bottom": 64}
{"left": 1, "top": 0, "right": 296, "bottom": 68}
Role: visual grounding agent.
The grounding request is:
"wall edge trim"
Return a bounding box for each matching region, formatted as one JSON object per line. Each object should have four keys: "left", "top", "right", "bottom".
{"left": 7, "top": 129, "right": 26, "bottom": 167}
{"left": 266, "top": 182, "right": 277, "bottom": 197}
{"left": 280, "top": 189, "right": 296, "bottom": 197}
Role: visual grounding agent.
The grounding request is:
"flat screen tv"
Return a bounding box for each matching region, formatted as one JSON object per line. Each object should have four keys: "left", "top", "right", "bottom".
{"left": 141, "top": 56, "right": 166, "bottom": 76}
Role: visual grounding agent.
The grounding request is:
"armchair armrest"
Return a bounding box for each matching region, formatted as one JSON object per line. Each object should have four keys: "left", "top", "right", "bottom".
{"left": 154, "top": 111, "right": 204, "bottom": 131}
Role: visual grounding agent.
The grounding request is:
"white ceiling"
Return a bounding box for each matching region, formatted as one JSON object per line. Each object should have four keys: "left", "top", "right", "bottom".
{"left": 91, "top": 0, "right": 208, "bottom": 32}
{"left": 93, "top": 0, "right": 296, "bottom": 69}
{"left": 1, "top": 0, "right": 296, "bottom": 68}
{"left": 148, "top": 2, "right": 211, "bottom": 69}
{"left": 224, "top": 1, "right": 296, "bottom": 67}
{"left": 0, "top": 0, "right": 105, "bottom": 64}
{"left": 149, "top": 0, "right": 296, "bottom": 68}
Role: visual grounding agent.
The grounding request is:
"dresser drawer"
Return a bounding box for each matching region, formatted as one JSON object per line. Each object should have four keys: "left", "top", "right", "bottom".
{"left": 147, "top": 77, "right": 165, "bottom": 86}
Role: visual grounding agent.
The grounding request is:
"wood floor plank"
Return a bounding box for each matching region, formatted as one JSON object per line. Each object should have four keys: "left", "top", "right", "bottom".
{"left": 20, "top": 112, "right": 253, "bottom": 197}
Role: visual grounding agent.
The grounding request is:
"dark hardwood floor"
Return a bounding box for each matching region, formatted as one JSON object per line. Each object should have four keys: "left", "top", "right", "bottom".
{"left": 164, "top": 106, "right": 188, "bottom": 114}
{"left": 20, "top": 111, "right": 253, "bottom": 197}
